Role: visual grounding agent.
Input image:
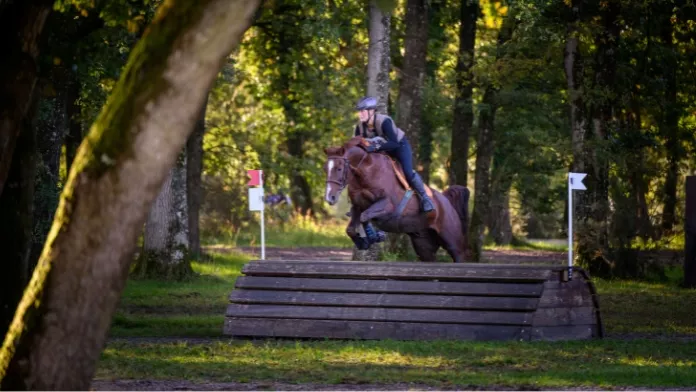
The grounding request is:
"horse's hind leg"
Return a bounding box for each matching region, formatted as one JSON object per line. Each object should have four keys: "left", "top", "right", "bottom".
{"left": 437, "top": 230, "right": 466, "bottom": 263}
{"left": 409, "top": 231, "right": 439, "bottom": 262}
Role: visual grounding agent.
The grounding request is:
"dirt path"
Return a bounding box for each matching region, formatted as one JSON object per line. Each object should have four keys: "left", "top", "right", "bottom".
{"left": 212, "top": 246, "right": 568, "bottom": 264}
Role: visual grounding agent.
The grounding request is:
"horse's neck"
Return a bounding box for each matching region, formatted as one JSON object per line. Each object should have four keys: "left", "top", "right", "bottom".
{"left": 347, "top": 152, "right": 401, "bottom": 200}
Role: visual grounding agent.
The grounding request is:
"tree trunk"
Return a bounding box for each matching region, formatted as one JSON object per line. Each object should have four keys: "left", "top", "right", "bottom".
{"left": 355, "top": 0, "right": 391, "bottom": 262}
{"left": 488, "top": 151, "right": 513, "bottom": 245}
{"left": 367, "top": 0, "right": 391, "bottom": 112}
{"left": 0, "top": 0, "right": 52, "bottom": 197}
{"left": 0, "top": 0, "right": 259, "bottom": 389}
{"left": 685, "top": 176, "right": 696, "bottom": 288}
{"left": 29, "top": 65, "right": 72, "bottom": 270}
{"left": 660, "top": 15, "right": 679, "bottom": 234}
{"left": 187, "top": 96, "right": 208, "bottom": 259}
{"left": 449, "top": 0, "right": 479, "bottom": 187}
{"left": 564, "top": 0, "right": 586, "bottom": 175}
{"left": 396, "top": 0, "right": 428, "bottom": 167}
{"left": 64, "top": 75, "right": 83, "bottom": 172}
{"left": 134, "top": 151, "right": 192, "bottom": 280}
{"left": 385, "top": 0, "right": 428, "bottom": 259}
{"left": 468, "top": 87, "right": 496, "bottom": 261}
{"left": 576, "top": 1, "right": 618, "bottom": 277}
{"left": 0, "top": 88, "right": 40, "bottom": 340}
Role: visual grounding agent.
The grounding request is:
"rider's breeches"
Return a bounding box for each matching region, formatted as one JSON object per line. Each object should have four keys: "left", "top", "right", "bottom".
{"left": 388, "top": 139, "right": 415, "bottom": 181}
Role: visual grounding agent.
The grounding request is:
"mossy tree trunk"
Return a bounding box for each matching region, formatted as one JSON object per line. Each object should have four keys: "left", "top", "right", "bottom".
{"left": 0, "top": 0, "right": 260, "bottom": 389}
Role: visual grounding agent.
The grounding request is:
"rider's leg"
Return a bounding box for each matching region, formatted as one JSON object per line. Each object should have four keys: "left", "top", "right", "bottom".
{"left": 395, "top": 141, "right": 435, "bottom": 212}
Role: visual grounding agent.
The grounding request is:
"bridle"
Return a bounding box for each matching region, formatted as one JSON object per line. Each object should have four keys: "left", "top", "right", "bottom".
{"left": 326, "top": 157, "right": 350, "bottom": 193}
{"left": 326, "top": 148, "right": 369, "bottom": 193}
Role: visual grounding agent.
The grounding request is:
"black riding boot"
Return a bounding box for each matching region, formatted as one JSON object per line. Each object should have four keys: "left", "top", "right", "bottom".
{"left": 410, "top": 171, "right": 435, "bottom": 212}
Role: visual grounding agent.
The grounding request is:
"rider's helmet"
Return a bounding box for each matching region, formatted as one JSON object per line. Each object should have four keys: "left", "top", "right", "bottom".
{"left": 355, "top": 96, "right": 378, "bottom": 111}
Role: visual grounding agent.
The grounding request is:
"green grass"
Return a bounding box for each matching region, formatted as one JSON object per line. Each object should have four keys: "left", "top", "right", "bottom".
{"left": 101, "top": 249, "right": 696, "bottom": 388}
{"left": 203, "top": 214, "right": 353, "bottom": 248}
{"left": 97, "top": 339, "right": 696, "bottom": 389}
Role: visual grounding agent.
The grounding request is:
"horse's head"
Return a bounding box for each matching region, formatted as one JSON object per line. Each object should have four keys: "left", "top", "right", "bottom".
{"left": 323, "top": 146, "right": 348, "bottom": 205}
{"left": 323, "top": 137, "right": 371, "bottom": 205}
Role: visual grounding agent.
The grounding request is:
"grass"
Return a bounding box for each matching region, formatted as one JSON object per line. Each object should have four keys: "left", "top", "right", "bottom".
{"left": 97, "top": 339, "right": 696, "bottom": 389}
{"left": 203, "top": 214, "right": 353, "bottom": 248}
{"left": 101, "top": 249, "right": 696, "bottom": 389}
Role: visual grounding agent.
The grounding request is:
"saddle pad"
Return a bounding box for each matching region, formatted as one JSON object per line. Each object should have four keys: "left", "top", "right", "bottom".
{"left": 390, "top": 158, "right": 411, "bottom": 190}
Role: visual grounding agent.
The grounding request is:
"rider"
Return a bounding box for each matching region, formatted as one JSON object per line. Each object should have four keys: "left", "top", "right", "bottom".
{"left": 354, "top": 96, "right": 435, "bottom": 213}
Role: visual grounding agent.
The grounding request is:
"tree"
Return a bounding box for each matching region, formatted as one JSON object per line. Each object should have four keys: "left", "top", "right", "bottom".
{"left": 0, "top": 0, "right": 52, "bottom": 196}
{"left": 187, "top": 97, "right": 208, "bottom": 259}
{"left": 0, "top": 0, "right": 260, "bottom": 388}
{"left": 133, "top": 151, "right": 193, "bottom": 280}
{"left": 468, "top": 6, "right": 516, "bottom": 261}
{"left": 353, "top": 0, "right": 393, "bottom": 262}
{"left": 449, "top": 0, "right": 479, "bottom": 187}
{"left": 396, "top": 0, "right": 428, "bottom": 167}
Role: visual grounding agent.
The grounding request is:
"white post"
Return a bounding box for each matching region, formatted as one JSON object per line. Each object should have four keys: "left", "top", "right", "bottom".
{"left": 568, "top": 177, "right": 573, "bottom": 281}
{"left": 260, "top": 170, "right": 265, "bottom": 260}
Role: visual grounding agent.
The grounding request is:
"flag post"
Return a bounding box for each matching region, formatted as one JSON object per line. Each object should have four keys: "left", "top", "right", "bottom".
{"left": 260, "top": 171, "right": 265, "bottom": 260}
{"left": 568, "top": 172, "right": 587, "bottom": 281}
{"left": 247, "top": 169, "right": 265, "bottom": 260}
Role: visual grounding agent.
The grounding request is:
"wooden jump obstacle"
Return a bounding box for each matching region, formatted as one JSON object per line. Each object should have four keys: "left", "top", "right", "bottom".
{"left": 224, "top": 260, "right": 603, "bottom": 341}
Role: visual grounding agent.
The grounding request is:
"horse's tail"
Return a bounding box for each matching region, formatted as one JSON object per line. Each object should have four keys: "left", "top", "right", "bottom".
{"left": 443, "top": 185, "right": 470, "bottom": 236}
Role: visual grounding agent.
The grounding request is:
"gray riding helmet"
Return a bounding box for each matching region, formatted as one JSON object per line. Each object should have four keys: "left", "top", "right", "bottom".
{"left": 355, "top": 96, "right": 378, "bottom": 111}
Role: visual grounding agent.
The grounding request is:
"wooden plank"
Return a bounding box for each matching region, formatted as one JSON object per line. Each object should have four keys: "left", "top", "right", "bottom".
{"left": 530, "top": 325, "right": 598, "bottom": 341}
{"left": 538, "top": 288, "right": 594, "bottom": 308}
{"left": 230, "top": 290, "right": 539, "bottom": 311}
{"left": 531, "top": 307, "right": 597, "bottom": 327}
{"left": 224, "top": 318, "right": 530, "bottom": 341}
{"left": 241, "top": 262, "right": 552, "bottom": 282}
{"left": 226, "top": 304, "right": 532, "bottom": 325}
{"left": 234, "top": 276, "right": 544, "bottom": 297}
{"left": 543, "top": 278, "right": 589, "bottom": 290}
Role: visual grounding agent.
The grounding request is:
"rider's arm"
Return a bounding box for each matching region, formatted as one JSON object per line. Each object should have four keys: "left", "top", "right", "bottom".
{"left": 376, "top": 118, "right": 401, "bottom": 152}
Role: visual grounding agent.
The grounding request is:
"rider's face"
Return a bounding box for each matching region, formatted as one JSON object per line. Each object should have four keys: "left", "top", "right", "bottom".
{"left": 358, "top": 109, "right": 372, "bottom": 123}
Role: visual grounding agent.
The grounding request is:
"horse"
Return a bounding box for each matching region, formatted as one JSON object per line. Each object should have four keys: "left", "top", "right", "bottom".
{"left": 324, "top": 136, "right": 470, "bottom": 262}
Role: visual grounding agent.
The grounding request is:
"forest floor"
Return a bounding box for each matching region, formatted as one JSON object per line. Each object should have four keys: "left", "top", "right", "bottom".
{"left": 93, "top": 246, "right": 694, "bottom": 391}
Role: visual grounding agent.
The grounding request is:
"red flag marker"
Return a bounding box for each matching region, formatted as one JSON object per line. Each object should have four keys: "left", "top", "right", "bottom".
{"left": 247, "top": 169, "right": 262, "bottom": 187}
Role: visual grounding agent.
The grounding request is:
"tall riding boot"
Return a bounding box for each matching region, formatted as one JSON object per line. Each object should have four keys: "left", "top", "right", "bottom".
{"left": 410, "top": 171, "right": 435, "bottom": 212}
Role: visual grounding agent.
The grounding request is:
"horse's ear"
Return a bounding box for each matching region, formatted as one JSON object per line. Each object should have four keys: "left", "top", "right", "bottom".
{"left": 325, "top": 147, "right": 344, "bottom": 156}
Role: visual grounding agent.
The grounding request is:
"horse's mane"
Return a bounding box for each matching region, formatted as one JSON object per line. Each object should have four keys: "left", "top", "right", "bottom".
{"left": 342, "top": 136, "right": 369, "bottom": 151}
{"left": 325, "top": 137, "right": 369, "bottom": 158}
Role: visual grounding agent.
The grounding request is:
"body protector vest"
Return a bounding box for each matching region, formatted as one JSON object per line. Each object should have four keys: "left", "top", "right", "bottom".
{"left": 356, "top": 114, "right": 405, "bottom": 142}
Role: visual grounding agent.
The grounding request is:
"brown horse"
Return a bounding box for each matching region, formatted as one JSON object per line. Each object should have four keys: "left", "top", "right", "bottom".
{"left": 324, "top": 137, "right": 470, "bottom": 262}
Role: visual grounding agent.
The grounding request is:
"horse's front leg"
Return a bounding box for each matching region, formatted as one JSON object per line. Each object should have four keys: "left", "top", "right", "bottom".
{"left": 346, "top": 204, "right": 362, "bottom": 237}
{"left": 360, "top": 198, "right": 395, "bottom": 223}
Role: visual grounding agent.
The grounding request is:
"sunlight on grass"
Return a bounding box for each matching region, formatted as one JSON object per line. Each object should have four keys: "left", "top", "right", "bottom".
{"left": 97, "top": 339, "right": 696, "bottom": 388}
{"left": 204, "top": 213, "right": 352, "bottom": 248}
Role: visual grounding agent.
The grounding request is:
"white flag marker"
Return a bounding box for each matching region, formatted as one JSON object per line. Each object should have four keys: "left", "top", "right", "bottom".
{"left": 568, "top": 172, "right": 587, "bottom": 280}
